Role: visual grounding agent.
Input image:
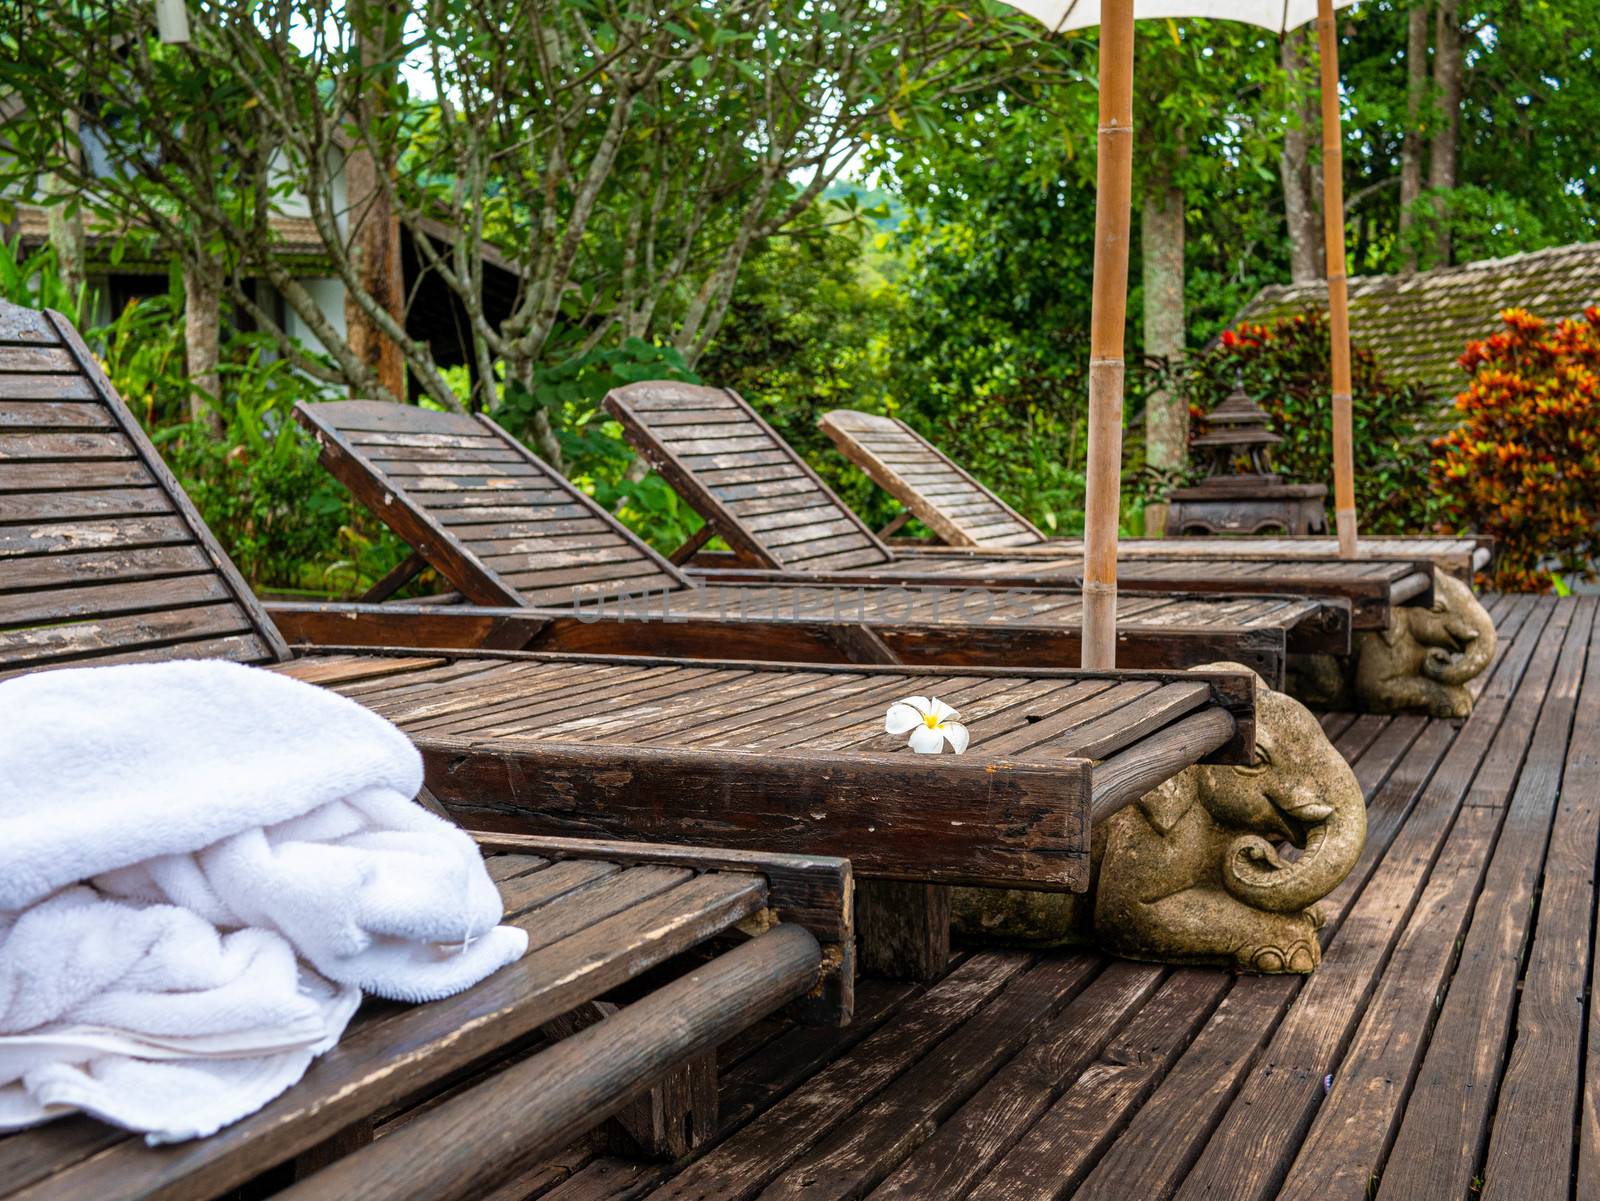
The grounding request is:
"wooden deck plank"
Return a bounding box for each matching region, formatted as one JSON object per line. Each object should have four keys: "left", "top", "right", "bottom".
{"left": 643, "top": 954, "right": 1035, "bottom": 1201}
{"left": 755, "top": 958, "right": 1103, "bottom": 1201}
{"left": 1477, "top": 600, "right": 1600, "bottom": 1201}
{"left": 1357, "top": 598, "right": 1597, "bottom": 1201}
{"left": 502, "top": 598, "right": 1581, "bottom": 1201}
{"left": 1165, "top": 597, "right": 1576, "bottom": 1201}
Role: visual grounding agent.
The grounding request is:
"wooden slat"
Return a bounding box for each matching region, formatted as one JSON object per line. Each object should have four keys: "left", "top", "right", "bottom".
{"left": 0, "top": 431, "right": 135, "bottom": 460}
{"left": 0, "top": 304, "right": 290, "bottom": 667}
{"left": 1, "top": 869, "right": 777, "bottom": 1201}
{"left": 0, "top": 306, "right": 61, "bottom": 345}
{"left": 0, "top": 373, "right": 96, "bottom": 400}
{"left": 0, "top": 487, "right": 172, "bottom": 522}
{"left": 0, "top": 401, "right": 117, "bottom": 429}
{"left": 294, "top": 400, "right": 689, "bottom": 609}
{"left": 0, "top": 573, "right": 232, "bottom": 628}
{"left": 605, "top": 382, "right": 893, "bottom": 572}
{"left": 0, "top": 602, "right": 259, "bottom": 668}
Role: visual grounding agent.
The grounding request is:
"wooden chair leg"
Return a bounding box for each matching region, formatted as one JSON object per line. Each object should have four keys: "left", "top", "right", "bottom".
{"left": 360, "top": 550, "right": 426, "bottom": 603}
{"left": 876, "top": 511, "right": 912, "bottom": 539}
{"left": 545, "top": 1002, "right": 719, "bottom": 1159}
{"left": 604, "top": 1049, "right": 718, "bottom": 1159}
{"left": 668, "top": 523, "right": 716, "bottom": 566}
{"left": 856, "top": 880, "right": 951, "bottom": 981}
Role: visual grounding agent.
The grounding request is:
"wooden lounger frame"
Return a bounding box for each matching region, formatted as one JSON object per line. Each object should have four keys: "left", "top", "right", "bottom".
{"left": 602, "top": 381, "right": 1440, "bottom": 629}
{"left": 289, "top": 399, "right": 1354, "bottom": 681}
{"left": 1, "top": 832, "right": 853, "bottom": 1200}
{"left": 818, "top": 406, "right": 1494, "bottom": 578}
{"left": 819, "top": 407, "right": 1048, "bottom": 549}
{"left": 0, "top": 298, "right": 1255, "bottom": 987}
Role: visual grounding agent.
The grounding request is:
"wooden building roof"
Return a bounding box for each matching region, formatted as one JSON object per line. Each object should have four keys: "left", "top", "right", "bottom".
{"left": 1236, "top": 241, "right": 1600, "bottom": 398}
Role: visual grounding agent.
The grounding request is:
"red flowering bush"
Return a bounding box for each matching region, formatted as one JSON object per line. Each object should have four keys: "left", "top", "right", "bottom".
{"left": 1185, "top": 311, "right": 1447, "bottom": 534}
{"left": 1433, "top": 307, "right": 1600, "bottom": 592}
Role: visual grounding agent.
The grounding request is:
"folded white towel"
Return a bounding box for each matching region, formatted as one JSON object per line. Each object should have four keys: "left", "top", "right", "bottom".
{"left": 0, "top": 660, "right": 528, "bottom": 1142}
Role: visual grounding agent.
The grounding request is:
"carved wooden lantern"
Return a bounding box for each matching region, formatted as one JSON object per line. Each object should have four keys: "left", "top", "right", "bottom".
{"left": 1165, "top": 379, "right": 1328, "bottom": 537}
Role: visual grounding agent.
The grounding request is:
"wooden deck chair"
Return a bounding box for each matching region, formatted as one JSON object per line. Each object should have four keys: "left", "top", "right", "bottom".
{"left": 279, "top": 399, "right": 1358, "bottom": 686}
{"left": 0, "top": 832, "right": 851, "bottom": 1201}
{"left": 603, "top": 382, "right": 1443, "bottom": 632}
{"left": 0, "top": 297, "right": 1254, "bottom": 994}
{"left": 817, "top": 407, "right": 1493, "bottom": 580}
{"left": 0, "top": 301, "right": 853, "bottom": 1192}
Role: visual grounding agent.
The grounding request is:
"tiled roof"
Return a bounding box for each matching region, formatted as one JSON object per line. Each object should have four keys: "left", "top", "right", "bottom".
{"left": 1235, "top": 242, "right": 1600, "bottom": 398}
{"left": 6, "top": 204, "right": 331, "bottom": 274}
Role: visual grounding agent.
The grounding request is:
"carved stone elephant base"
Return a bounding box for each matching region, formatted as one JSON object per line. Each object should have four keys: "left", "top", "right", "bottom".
{"left": 954, "top": 664, "right": 1365, "bottom": 975}
{"left": 1287, "top": 568, "right": 1496, "bottom": 718}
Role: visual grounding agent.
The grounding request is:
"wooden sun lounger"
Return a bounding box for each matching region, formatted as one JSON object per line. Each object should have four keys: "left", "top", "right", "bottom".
{"left": 0, "top": 301, "right": 852, "bottom": 1190}
{"left": 602, "top": 382, "right": 1442, "bottom": 630}
{"left": 0, "top": 833, "right": 850, "bottom": 1201}
{"left": 817, "top": 407, "right": 1493, "bottom": 579}
{"left": 279, "top": 400, "right": 1355, "bottom": 685}
{"left": 0, "top": 298, "right": 1254, "bottom": 989}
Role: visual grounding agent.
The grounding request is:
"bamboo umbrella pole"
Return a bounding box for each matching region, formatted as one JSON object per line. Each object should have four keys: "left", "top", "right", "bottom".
{"left": 1316, "top": 0, "right": 1358, "bottom": 557}
{"left": 1081, "top": 0, "right": 1136, "bottom": 669}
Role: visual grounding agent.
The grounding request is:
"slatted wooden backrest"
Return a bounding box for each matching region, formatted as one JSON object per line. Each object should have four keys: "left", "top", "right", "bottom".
{"left": 0, "top": 301, "right": 290, "bottom": 675}
{"left": 604, "top": 381, "right": 895, "bottom": 572}
{"left": 818, "top": 409, "right": 1047, "bottom": 549}
{"left": 295, "top": 400, "right": 692, "bottom": 607}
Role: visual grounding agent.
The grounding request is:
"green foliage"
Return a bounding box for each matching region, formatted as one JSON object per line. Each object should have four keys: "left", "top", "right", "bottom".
{"left": 493, "top": 339, "right": 708, "bottom": 553}
{"left": 149, "top": 345, "right": 406, "bottom": 595}
{"left": 699, "top": 221, "right": 901, "bottom": 525}
{"left": 0, "top": 236, "right": 94, "bottom": 328}
{"left": 1186, "top": 311, "right": 1449, "bottom": 535}
{"left": 1340, "top": 0, "right": 1600, "bottom": 273}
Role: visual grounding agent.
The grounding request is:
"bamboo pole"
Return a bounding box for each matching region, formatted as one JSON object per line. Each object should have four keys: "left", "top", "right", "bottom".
{"left": 1081, "top": 0, "right": 1135, "bottom": 669}
{"left": 1317, "top": 0, "right": 1359, "bottom": 557}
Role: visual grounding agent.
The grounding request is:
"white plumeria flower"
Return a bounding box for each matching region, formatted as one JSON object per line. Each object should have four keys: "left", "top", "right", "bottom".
{"left": 885, "top": 695, "right": 970, "bottom": 755}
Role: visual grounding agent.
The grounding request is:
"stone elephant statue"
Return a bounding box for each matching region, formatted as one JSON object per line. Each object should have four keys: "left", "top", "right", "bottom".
{"left": 1354, "top": 569, "right": 1496, "bottom": 717}
{"left": 953, "top": 664, "right": 1365, "bottom": 974}
{"left": 1287, "top": 569, "right": 1496, "bottom": 717}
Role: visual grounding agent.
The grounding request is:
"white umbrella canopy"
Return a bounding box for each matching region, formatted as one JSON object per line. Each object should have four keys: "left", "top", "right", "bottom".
{"left": 997, "top": 0, "right": 1364, "bottom": 669}
{"left": 1005, "top": 1, "right": 1353, "bottom": 34}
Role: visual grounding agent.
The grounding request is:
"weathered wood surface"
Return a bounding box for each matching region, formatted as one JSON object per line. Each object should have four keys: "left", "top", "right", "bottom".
{"left": 294, "top": 399, "right": 691, "bottom": 607}
{"left": 820, "top": 407, "right": 1492, "bottom": 580}
{"left": 819, "top": 409, "right": 1047, "bottom": 549}
{"left": 606, "top": 382, "right": 894, "bottom": 572}
{"left": 292, "top": 399, "right": 1337, "bottom": 673}
{"left": 440, "top": 594, "right": 1600, "bottom": 1201}
{"left": 273, "top": 649, "right": 1260, "bottom": 889}
{"left": 603, "top": 385, "right": 1446, "bottom": 625}
{"left": 0, "top": 840, "right": 852, "bottom": 1201}
{"left": 0, "top": 300, "right": 289, "bottom": 674}
{"left": 692, "top": 557, "right": 1432, "bottom": 631}
{"left": 265, "top": 591, "right": 1346, "bottom": 686}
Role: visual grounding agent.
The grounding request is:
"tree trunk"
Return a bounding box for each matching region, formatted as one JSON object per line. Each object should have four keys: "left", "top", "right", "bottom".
{"left": 1398, "top": 2, "right": 1430, "bottom": 272}
{"left": 344, "top": 0, "right": 407, "bottom": 402}
{"left": 184, "top": 256, "right": 223, "bottom": 434}
{"left": 1141, "top": 172, "right": 1186, "bottom": 538}
{"left": 1428, "top": 0, "right": 1462, "bottom": 265}
{"left": 1279, "top": 29, "right": 1322, "bottom": 284}
{"left": 44, "top": 112, "right": 86, "bottom": 310}
{"left": 343, "top": 145, "right": 407, "bottom": 401}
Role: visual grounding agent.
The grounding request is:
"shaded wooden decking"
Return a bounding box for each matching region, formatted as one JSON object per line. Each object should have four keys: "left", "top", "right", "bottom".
{"left": 497, "top": 592, "right": 1597, "bottom": 1201}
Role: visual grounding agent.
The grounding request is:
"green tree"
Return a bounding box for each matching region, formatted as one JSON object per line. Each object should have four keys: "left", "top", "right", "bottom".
{"left": 0, "top": 0, "right": 1033, "bottom": 469}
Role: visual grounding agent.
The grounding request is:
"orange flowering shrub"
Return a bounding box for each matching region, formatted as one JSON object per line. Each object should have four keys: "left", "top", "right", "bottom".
{"left": 1432, "top": 307, "right": 1600, "bottom": 592}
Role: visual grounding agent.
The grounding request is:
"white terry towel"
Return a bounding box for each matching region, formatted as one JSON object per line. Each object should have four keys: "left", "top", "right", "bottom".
{"left": 0, "top": 660, "right": 528, "bottom": 1142}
